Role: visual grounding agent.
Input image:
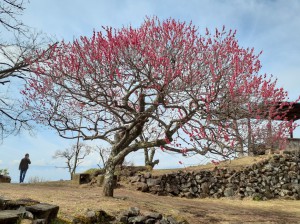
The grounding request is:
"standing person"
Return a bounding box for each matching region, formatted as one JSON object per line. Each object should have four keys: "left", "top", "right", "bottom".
{"left": 19, "top": 153, "right": 31, "bottom": 183}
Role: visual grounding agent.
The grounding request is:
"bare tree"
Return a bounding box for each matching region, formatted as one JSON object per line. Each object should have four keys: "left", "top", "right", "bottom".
{"left": 0, "top": 0, "right": 27, "bottom": 33}
{"left": 144, "top": 148, "right": 159, "bottom": 169}
{"left": 53, "top": 143, "right": 91, "bottom": 180}
{"left": 0, "top": 33, "right": 50, "bottom": 140}
{"left": 138, "top": 135, "right": 159, "bottom": 169}
{"left": 0, "top": 0, "right": 54, "bottom": 141}
{"left": 95, "top": 146, "right": 110, "bottom": 169}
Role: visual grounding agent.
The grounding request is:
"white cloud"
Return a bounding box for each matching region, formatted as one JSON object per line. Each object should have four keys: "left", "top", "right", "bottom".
{"left": 33, "top": 159, "right": 48, "bottom": 166}
{"left": 11, "top": 160, "right": 19, "bottom": 165}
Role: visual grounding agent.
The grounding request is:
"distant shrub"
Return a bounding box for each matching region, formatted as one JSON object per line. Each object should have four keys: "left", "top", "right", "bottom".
{"left": 0, "top": 168, "right": 9, "bottom": 176}
{"left": 84, "top": 168, "right": 100, "bottom": 174}
{"left": 84, "top": 168, "right": 105, "bottom": 177}
{"left": 27, "top": 176, "right": 46, "bottom": 183}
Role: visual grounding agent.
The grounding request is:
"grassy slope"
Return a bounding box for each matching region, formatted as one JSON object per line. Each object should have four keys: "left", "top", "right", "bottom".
{"left": 152, "top": 154, "right": 270, "bottom": 175}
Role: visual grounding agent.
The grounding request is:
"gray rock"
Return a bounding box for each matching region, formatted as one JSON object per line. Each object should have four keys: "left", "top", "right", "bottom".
{"left": 17, "top": 205, "right": 26, "bottom": 213}
{"left": 166, "top": 216, "right": 178, "bottom": 224}
{"left": 189, "top": 186, "right": 198, "bottom": 194}
{"left": 0, "top": 210, "right": 25, "bottom": 223}
{"left": 183, "top": 192, "right": 195, "bottom": 198}
{"left": 33, "top": 219, "right": 46, "bottom": 224}
{"left": 6, "top": 198, "right": 40, "bottom": 210}
{"left": 118, "top": 215, "right": 128, "bottom": 223}
{"left": 130, "top": 175, "right": 141, "bottom": 183}
{"left": 147, "top": 178, "right": 161, "bottom": 187}
{"left": 125, "top": 207, "right": 140, "bottom": 217}
{"left": 145, "top": 218, "right": 156, "bottom": 224}
{"left": 160, "top": 218, "right": 170, "bottom": 224}
{"left": 149, "top": 185, "right": 163, "bottom": 193}
{"left": 26, "top": 203, "right": 59, "bottom": 223}
{"left": 128, "top": 215, "right": 147, "bottom": 223}
{"left": 25, "top": 211, "right": 34, "bottom": 219}
{"left": 136, "top": 182, "right": 149, "bottom": 192}
{"left": 144, "top": 172, "right": 152, "bottom": 179}
{"left": 165, "top": 184, "right": 179, "bottom": 195}
{"left": 145, "top": 212, "right": 162, "bottom": 220}
{"left": 85, "top": 210, "right": 97, "bottom": 222}
{"left": 181, "top": 182, "right": 191, "bottom": 189}
{"left": 200, "top": 182, "right": 209, "bottom": 194}
{"left": 224, "top": 187, "right": 234, "bottom": 197}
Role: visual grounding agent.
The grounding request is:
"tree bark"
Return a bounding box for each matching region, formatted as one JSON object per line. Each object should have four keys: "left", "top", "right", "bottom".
{"left": 233, "top": 119, "right": 244, "bottom": 157}
{"left": 247, "top": 118, "right": 253, "bottom": 156}
{"left": 267, "top": 119, "right": 273, "bottom": 152}
{"left": 102, "top": 159, "right": 116, "bottom": 197}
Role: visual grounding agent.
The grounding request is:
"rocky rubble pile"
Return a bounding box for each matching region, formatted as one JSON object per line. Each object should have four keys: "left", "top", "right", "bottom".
{"left": 73, "top": 207, "right": 188, "bottom": 224}
{"left": 130, "top": 151, "right": 300, "bottom": 200}
{"left": 0, "top": 196, "right": 187, "bottom": 224}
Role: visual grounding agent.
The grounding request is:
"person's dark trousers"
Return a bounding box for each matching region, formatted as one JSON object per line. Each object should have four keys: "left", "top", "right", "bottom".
{"left": 20, "top": 169, "right": 27, "bottom": 183}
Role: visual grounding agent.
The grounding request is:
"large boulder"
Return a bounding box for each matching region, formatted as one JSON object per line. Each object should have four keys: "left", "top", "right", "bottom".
{"left": 25, "top": 203, "right": 59, "bottom": 223}
{"left": 0, "top": 198, "right": 60, "bottom": 224}
{"left": 0, "top": 210, "right": 25, "bottom": 224}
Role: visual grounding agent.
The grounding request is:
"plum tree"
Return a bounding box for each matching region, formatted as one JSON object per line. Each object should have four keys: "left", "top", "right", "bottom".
{"left": 23, "top": 17, "right": 296, "bottom": 196}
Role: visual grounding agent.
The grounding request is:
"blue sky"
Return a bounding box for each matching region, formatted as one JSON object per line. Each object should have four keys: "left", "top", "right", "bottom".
{"left": 1, "top": 0, "right": 300, "bottom": 182}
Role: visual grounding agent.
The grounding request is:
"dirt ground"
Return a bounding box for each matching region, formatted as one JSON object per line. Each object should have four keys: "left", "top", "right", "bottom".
{"left": 0, "top": 181, "right": 300, "bottom": 224}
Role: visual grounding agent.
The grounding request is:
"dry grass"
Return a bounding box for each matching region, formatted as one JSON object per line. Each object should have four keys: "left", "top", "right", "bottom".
{"left": 152, "top": 155, "right": 270, "bottom": 176}
{"left": 1, "top": 155, "right": 300, "bottom": 223}
{"left": 0, "top": 180, "right": 300, "bottom": 224}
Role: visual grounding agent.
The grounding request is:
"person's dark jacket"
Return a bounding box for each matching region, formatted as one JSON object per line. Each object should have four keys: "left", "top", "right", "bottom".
{"left": 19, "top": 158, "right": 31, "bottom": 171}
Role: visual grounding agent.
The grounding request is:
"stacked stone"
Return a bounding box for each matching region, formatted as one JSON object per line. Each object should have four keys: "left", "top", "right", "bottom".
{"left": 0, "top": 175, "right": 11, "bottom": 183}
{"left": 130, "top": 151, "right": 300, "bottom": 200}
{"left": 73, "top": 207, "right": 188, "bottom": 224}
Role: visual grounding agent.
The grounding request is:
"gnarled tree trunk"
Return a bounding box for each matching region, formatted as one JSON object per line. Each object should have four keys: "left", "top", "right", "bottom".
{"left": 102, "top": 159, "right": 116, "bottom": 197}
{"left": 102, "top": 145, "right": 127, "bottom": 197}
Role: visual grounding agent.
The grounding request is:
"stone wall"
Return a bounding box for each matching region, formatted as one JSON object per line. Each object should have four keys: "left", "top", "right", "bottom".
{"left": 0, "top": 175, "right": 11, "bottom": 183}
{"left": 130, "top": 150, "right": 300, "bottom": 200}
